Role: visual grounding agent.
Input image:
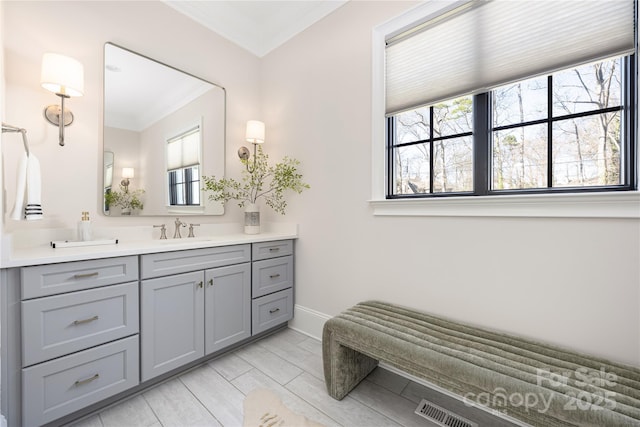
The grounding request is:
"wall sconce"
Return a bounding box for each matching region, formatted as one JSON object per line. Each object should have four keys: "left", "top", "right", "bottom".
{"left": 41, "top": 53, "right": 84, "bottom": 147}
{"left": 121, "top": 168, "right": 134, "bottom": 192}
{"left": 238, "top": 120, "right": 265, "bottom": 173}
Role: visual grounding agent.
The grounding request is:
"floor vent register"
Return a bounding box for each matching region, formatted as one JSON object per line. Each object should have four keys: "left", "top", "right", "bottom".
{"left": 415, "top": 399, "right": 478, "bottom": 427}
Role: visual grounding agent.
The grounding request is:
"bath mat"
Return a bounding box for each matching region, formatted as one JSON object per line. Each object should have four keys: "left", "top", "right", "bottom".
{"left": 243, "top": 388, "right": 326, "bottom": 427}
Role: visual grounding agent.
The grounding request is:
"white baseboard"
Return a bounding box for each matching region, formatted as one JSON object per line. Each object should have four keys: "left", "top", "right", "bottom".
{"left": 288, "top": 304, "right": 332, "bottom": 340}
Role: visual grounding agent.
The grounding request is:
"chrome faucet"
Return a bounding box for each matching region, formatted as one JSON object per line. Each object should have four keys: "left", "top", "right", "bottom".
{"left": 173, "top": 218, "right": 187, "bottom": 238}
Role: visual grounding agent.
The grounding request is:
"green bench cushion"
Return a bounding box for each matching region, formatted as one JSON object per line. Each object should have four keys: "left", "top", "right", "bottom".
{"left": 322, "top": 301, "right": 640, "bottom": 427}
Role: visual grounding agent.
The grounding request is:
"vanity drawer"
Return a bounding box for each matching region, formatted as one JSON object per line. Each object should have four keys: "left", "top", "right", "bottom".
{"left": 22, "top": 335, "right": 139, "bottom": 427}
{"left": 22, "top": 282, "right": 139, "bottom": 367}
{"left": 141, "top": 244, "right": 250, "bottom": 279}
{"left": 252, "top": 288, "right": 293, "bottom": 335}
{"left": 252, "top": 255, "right": 293, "bottom": 298}
{"left": 252, "top": 240, "right": 293, "bottom": 261}
{"left": 21, "top": 256, "right": 138, "bottom": 300}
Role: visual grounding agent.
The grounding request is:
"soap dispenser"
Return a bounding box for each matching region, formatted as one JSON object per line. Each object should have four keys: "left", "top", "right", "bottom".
{"left": 77, "top": 211, "right": 92, "bottom": 241}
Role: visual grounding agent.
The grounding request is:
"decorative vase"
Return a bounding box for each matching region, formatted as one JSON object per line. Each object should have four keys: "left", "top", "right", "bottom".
{"left": 121, "top": 207, "right": 131, "bottom": 216}
{"left": 244, "top": 202, "right": 260, "bottom": 234}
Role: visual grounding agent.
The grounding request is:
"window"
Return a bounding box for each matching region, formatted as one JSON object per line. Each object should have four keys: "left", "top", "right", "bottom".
{"left": 382, "top": 0, "right": 637, "bottom": 203}
{"left": 168, "top": 166, "right": 200, "bottom": 206}
{"left": 391, "top": 96, "right": 473, "bottom": 195}
{"left": 388, "top": 56, "right": 634, "bottom": 197}
{"left": 167, "top": 126, "right": 201, "bottom": 206}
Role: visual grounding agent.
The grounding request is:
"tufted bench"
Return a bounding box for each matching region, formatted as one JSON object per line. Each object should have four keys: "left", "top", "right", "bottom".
{"left": 322, "top": 301, "right": 640, "bottom": 427}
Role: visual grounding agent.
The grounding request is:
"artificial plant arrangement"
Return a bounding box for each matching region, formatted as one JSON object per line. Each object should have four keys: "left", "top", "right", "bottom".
{"left": 104, "top": 183, "right": 145, "bottom": 214}
{"left": 202, "top": 145, "right": 309, "bottom": 215}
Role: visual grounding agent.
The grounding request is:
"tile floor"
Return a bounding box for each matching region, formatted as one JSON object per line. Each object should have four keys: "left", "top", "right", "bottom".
{"left": 67, "top": 328, "right": 519, "bottom": 427}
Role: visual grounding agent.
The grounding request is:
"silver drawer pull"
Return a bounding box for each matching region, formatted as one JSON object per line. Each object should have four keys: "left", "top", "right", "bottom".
{"left": 269, "top": 248, "right": 280, "bottom": 252}
{"left": 269, "top": 308, "right": 280, "bottom": 314}
{"left": 73, "top": 315, "right": 99, "bottom": 326}
{"left": 74, "top": 373, "right": 99, "bottom": 386}
{"left": 269, "top": 273, "right": 281, "bottom": 279}
{"left": 73, "top": 272, "right": 99, "bottom": 279}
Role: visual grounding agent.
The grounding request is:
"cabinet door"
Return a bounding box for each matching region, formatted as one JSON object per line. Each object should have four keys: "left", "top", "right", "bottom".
{"left": 141, "top": 271, "right": 204, "bottom": 382}
{"left": 204, "top": 263, "right": 251, "bottom": 354}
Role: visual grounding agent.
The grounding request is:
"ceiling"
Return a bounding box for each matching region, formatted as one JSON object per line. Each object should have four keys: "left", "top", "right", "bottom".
{"left": 163, "top": 0, "right": 348, "bottom": 57}
{"left": 104, "top": 43, "right": 218, "bottom": 131}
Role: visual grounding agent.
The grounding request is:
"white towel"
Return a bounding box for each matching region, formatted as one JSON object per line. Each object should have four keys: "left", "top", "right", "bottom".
{"left": 10, "top": 152, "right": 27, "bottom": 220}
{"left": 11, "top": 152, "right": 43, "bottom": 220}
{"left": 25, "top": 154, "right": 43, "bottom": 220}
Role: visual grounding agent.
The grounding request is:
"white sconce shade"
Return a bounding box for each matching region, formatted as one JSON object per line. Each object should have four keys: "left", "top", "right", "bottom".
{"left": 245, "top": 120, "right": 265, "bottom": 144}
{"left": 41, "top": 53, "right": 84, "bottom": 97}
{"left": 121, "top": 167, "right": 134, "bottom": 191}
{"left": 121, "top": 168, "right": 135, "bottom": 179}
{"left": 41, "top": 53, "right": 85, "bottom": 147}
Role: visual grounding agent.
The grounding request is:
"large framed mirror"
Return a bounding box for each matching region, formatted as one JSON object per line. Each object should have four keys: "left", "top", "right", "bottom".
{"left": 103, "top": 42, "right": 225, "bottom": 216}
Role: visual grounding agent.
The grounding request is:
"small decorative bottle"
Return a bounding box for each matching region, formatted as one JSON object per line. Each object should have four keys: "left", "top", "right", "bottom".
{"left": 77, "top": 211, "right": 92, "bottom": 241}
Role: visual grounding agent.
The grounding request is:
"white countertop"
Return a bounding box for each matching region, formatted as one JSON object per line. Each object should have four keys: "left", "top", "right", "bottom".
{"left": 1, "top": 223, "right": 298, "bottom": 268}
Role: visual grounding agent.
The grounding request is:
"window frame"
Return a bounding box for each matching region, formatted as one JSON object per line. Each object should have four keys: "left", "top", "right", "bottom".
{"left": 165, "top": 121, "right": 203, "bottom": 209}
{"left": 167, "top": 165, "right": 201, "bottom": 207}
{"left": 387, "top": 57, "right": 636, "bottom": 199}
{"left": 371, "top": 1, "right": 640, "bottom": 218}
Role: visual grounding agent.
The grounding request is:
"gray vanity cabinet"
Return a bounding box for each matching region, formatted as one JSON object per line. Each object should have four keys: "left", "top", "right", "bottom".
{"left": 140, "top": 245, "right": 252, "bottom": 382}
{"left": 251, "top": 241, "right": 294, "bottom": 335}
{"left": 5, "top": 239, "right": 294, "bottom": 426}
{"left": 19, "top": 256, "right": 140, "bottom": 427}
{"left": 140, "top": 271, "right": 205, "bottom": 382}
{"left": 204, "top": 263, "right": 251, "bottom": 354}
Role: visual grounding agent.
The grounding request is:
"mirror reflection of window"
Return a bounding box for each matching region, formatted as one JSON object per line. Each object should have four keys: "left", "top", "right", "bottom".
{"left": 167, "top": 125, "right": 201, "bottom": 206}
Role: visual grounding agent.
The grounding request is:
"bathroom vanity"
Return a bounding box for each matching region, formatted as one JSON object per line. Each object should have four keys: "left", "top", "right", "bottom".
{"left": 0, "top": 231, "right": 296, "bottom": 426}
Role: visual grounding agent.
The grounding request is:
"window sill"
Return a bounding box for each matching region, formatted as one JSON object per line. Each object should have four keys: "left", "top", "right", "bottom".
{"left": 369, "top": 192, "right": 640, "bottom": 218}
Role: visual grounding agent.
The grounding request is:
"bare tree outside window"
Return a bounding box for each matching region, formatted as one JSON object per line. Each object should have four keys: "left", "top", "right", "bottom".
{"left": 552, "top": 59, "right": 622, "bottom": 187}
{"left": 491, "top": 58, "right": 622, "bottom": 190}
{"left": 388, "top": 56, "right": 630, "bottom": 198}
{"left": 393, "top": 96, "right": 472, "bottom": 195}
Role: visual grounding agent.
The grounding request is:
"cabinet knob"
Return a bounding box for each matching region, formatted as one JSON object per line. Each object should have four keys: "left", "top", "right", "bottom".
{"left": 269, "top": 308, "right": 280, "bottom": 314}
{"left": 208, "top": 279, "right": 213, "bottom": 287}
{"left": 198, "top": 281, "right": 203, "bottom": 288}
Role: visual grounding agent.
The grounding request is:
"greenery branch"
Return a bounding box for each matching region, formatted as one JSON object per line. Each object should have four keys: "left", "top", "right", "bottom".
{"left": 104, "top": 184, "right": 145, "bottom": 211}
{"left": 203, "top": 145, "right": 309, "bottom": 215}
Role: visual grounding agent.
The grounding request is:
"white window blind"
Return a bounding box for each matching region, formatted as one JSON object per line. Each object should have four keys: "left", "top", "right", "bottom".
{"left": 385, "top": 0, "right": 636, "bottom": 115}
{"left": 167, "top": 126, "right": 200, "bottom": 170}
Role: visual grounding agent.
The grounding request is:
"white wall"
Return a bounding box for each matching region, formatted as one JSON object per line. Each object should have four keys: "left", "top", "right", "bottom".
{"left": 0, "top": 1, "right": 5, "bottom": 260}
{"left": 2, "top": 0, "right": 639, "bottom": 367}
{"left": 104, "top": 127, "right": 140, "bottom": 184}
{"left": 260, "top": 1, "right": 640, "bottom": 366}
{"left": 2, "top": 0, "right": 260, "bottom": 232}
